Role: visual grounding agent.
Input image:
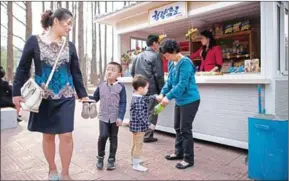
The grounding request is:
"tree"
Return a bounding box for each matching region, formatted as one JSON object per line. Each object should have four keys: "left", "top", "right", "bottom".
{"left": 7, "top": 2, "right": 13, "bottom": 81}
{"left": 90, "top": 2, "right": 97, "bottom": 85}
{"left": 103, "top": 2, "right": 107, "bottom": 75}
{"left": 111, "top": 2, "right": 114, "bottom": 62}
{"left": 78, "top": 2, "right": 86, "bottom": 87}
{"left": 42, "top": 2, "right": 45, "bottom": 12}
{"left": 26, "top": 2, "right": 32, "bottom": 40}
{"left": 72, "top": 2, "right": 77, "bottom": 44}
{"left": 98, "top": 2, "right": 103, "bottom": 81}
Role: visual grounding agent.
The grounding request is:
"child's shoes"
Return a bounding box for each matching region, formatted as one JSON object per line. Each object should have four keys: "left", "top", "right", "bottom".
{"left": 89, "top": 103, "right": 98, "bottom": 119}
{"left": 81, "top": 102, "right": 90, "bottom": 119}
{"left": 81, "top": 101, "right": 97, "bottom": 119}
{"left": 132, "top": 159, "right": 147, "bottom": 172}
{"left": 96, "top": 156, "right": 104, "bottom": 169}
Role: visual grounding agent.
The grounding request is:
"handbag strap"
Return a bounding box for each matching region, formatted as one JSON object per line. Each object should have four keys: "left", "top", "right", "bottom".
{"left": 44, "top": 38, "right": 66, "bottom": 88}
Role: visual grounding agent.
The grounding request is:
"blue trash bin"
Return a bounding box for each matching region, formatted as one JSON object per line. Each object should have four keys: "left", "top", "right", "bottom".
{"left": 248, "top": 114, "right": 288, "bottom": 180}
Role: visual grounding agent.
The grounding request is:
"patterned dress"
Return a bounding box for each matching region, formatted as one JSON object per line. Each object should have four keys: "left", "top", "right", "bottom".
{"left": 13, "top": 35, "right": 87, "bottom": 134}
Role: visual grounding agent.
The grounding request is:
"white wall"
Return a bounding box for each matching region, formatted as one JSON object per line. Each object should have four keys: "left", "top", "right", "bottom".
{"left": 120, "top": 31, "right": 148, "bottom": 54}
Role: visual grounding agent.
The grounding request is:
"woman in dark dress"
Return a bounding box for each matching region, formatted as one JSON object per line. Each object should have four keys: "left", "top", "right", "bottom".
{"left": 12, "top": 8, "right": 88, "bottom": 180}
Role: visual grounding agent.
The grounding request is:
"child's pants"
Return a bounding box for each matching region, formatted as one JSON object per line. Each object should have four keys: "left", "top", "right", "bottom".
{"left": 131, "top": 132, "right": 145, "bottom": 159}
{"left": 98, "top": 120, "right": 119, "bottom": 160}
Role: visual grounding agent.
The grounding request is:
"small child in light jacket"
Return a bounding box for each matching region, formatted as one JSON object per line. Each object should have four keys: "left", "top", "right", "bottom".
{"left": 129, "top": 74, "right": 161, "bottom": 172}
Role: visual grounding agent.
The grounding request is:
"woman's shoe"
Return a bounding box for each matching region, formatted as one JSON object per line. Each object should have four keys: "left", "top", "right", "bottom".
{"left": 175, "top": 160, "right": 194, "bottom": 169}
{"left": 48, "top": 171, "right": 59, "bottom": 181}
{"left": 165, "top": 153, "right": 183, "bottom": 160}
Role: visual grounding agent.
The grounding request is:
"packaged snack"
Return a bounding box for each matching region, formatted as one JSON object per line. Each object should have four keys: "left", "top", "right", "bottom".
{"left": 244, "top": 59, "right": 251, "bottom": 72}
{"left": 251, "top": 59, "right": 260, "bottom": 72}
{"left": 224, "top": 24, "right": 233, "bottom": 34}
{"left": 214, "top": 24, "right": 223, "bottom": 35}
{"left": 233, "top": 22, "right": 241, "bottom": 32}
{"left": 154, "top": 104, "right": 165, "bottom": 115}
{"left": 241, "top": 20, "right": 250, "bottom": 31}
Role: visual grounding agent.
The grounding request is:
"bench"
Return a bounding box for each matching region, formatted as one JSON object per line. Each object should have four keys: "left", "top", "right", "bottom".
{"left": 1, "top": 107, "right": 17, "bottom": 130}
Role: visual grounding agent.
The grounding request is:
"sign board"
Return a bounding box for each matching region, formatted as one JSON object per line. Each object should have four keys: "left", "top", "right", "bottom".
{"left": 148, "top": 2, "right": 188, "bottom": 25}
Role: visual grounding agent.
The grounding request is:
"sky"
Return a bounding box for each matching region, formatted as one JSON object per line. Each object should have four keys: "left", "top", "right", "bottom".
{"left": 1, "top": 1, "right": 127, "bottom": 60}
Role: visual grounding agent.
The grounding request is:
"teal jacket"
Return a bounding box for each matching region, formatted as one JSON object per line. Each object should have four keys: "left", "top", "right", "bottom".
{"left": 161, "top": 56, "right": 200, "bottom": 106}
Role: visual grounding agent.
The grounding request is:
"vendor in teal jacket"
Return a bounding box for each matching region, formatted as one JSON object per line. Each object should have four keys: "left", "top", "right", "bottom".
{"left": 158, "top": 39, "right": 200, "bottom": 170}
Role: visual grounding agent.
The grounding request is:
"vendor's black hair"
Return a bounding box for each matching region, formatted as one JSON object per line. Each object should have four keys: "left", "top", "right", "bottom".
{"left": 132, "top": 74, "right": 148, "bottom": 90}
{"left": 0, "top": 66, "right": 5, "bottom": 79}
{"left": 146, "top": 34, "right": 159, "bottom": 47}
{"left": 160, "top": 39, "right": 180, "bottom": 54}
{"left": 200, "top": 30, "right": 216, "bottom": 49}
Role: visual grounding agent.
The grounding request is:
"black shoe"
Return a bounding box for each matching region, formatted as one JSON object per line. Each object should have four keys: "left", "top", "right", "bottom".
{"left": 96, "top": 156, "right": 104, "bottom": 169}
{"left": 176, "top": 161, "right": 194, "bottom": 169}
{"left": 165, "top": 154, "right": 183, "bottom": 160}
{"left": 17, "top": 116, "right": 23, "bottom": 123}
{"left": 107, "top": 158, "right": 115, "bottom": 170}
{"left": 143, "top": 137, "right": 158, "bottom": 143}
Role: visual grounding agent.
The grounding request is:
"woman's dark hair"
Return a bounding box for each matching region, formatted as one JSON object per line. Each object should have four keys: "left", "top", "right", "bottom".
{"left": 132, "top": 74, "right": 148, "bottom": 90}
{"left": 160, "top": 39, "right": 180, "bottom": 54}
{"left": 0, "top": 66, "right": 5, "bottom": 79}
{"left": 146, "top": 34, "right": 159, "bottom": 47}
{"left": 41, "top": 8, "right": 73, "bottom": 30}
{"left": 200, "top": 30, "right": 216, "bottom": 49}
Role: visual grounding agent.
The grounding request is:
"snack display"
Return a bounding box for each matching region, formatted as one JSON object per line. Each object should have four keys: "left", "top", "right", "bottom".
{"left": 241, "top": 20, "right": 250, "bottom": 31}
{"left": 214, "top": 24, "right": 224, "bottom": 36}
{"left": 224, "top": 24, "right": 233, "bottom": 34}
{"left": 233, "top": 22, "right": 242, "bottom": 32}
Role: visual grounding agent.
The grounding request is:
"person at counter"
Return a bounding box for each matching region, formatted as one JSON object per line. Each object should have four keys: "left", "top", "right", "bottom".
{"left": 159, "top": 39, "right": 200, "bottom": 169}
{"left": 131, "top": 34, "right": 165, "bottom": 143}
{"left": 190, "top": 30, "right": 223, "bottom": 72}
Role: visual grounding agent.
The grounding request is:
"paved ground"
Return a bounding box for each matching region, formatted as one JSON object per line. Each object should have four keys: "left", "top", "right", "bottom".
{"left": 1, "top": 103, "right": 249, "bottom": 180}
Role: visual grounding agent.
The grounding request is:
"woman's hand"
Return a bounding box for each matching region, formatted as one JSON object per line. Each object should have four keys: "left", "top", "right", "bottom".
{"left": 160, "top": 96, "right": 170, "bottom": 106}
{"left": 13, "top": 96, "right": 24, "bottom": 113}
{"left": 79, "top": 97, "right": 95, "bottom": 102}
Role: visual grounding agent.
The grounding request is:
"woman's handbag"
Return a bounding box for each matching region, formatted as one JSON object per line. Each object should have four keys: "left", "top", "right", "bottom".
{"left": 20, "top": 39, "right": 66, "bottom": 113}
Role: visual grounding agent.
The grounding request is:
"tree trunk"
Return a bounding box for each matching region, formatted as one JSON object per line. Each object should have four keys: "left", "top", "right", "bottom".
{"left": 7, "top": 2, "right": 13, "bottom": 81}
{"left": 42, "top": 2, "right": 45, "bottom": 12}
{"left": 72, "top": 2, "right": 76, "bottom": 44}
{"left": 90, "top": 1, "right": 97, "bottom": 85}
{"left": 25, "top": 2, "right": 32, "bottom": 40}
{"left": 103, "top": 2, "right": 107, "bottom": 76}
{"left": 111, "top": 2, "right": 114, "bottom": 62}
{"left": 78, "top": 2, "right": 86, "bottom": 88}
{"left": 98, "top": 2, "right": 103, "bottom": 82}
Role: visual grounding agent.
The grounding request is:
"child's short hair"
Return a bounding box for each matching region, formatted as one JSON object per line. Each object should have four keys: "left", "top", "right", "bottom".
{"left": 108, "top": 62, "right": 122, "bottom": 73}
{"left": 132, "top": 74, "right": 148, "bottom": 90}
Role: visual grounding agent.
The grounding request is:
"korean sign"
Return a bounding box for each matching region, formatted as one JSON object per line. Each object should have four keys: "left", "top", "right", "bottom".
{"left": 149, "top": 2, "right": 188, "bottom": 25}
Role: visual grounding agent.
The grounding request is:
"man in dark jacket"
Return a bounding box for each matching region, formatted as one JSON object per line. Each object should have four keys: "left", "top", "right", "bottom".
{"left": 131, "top": 34, "right": 165, "bottom": 143}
